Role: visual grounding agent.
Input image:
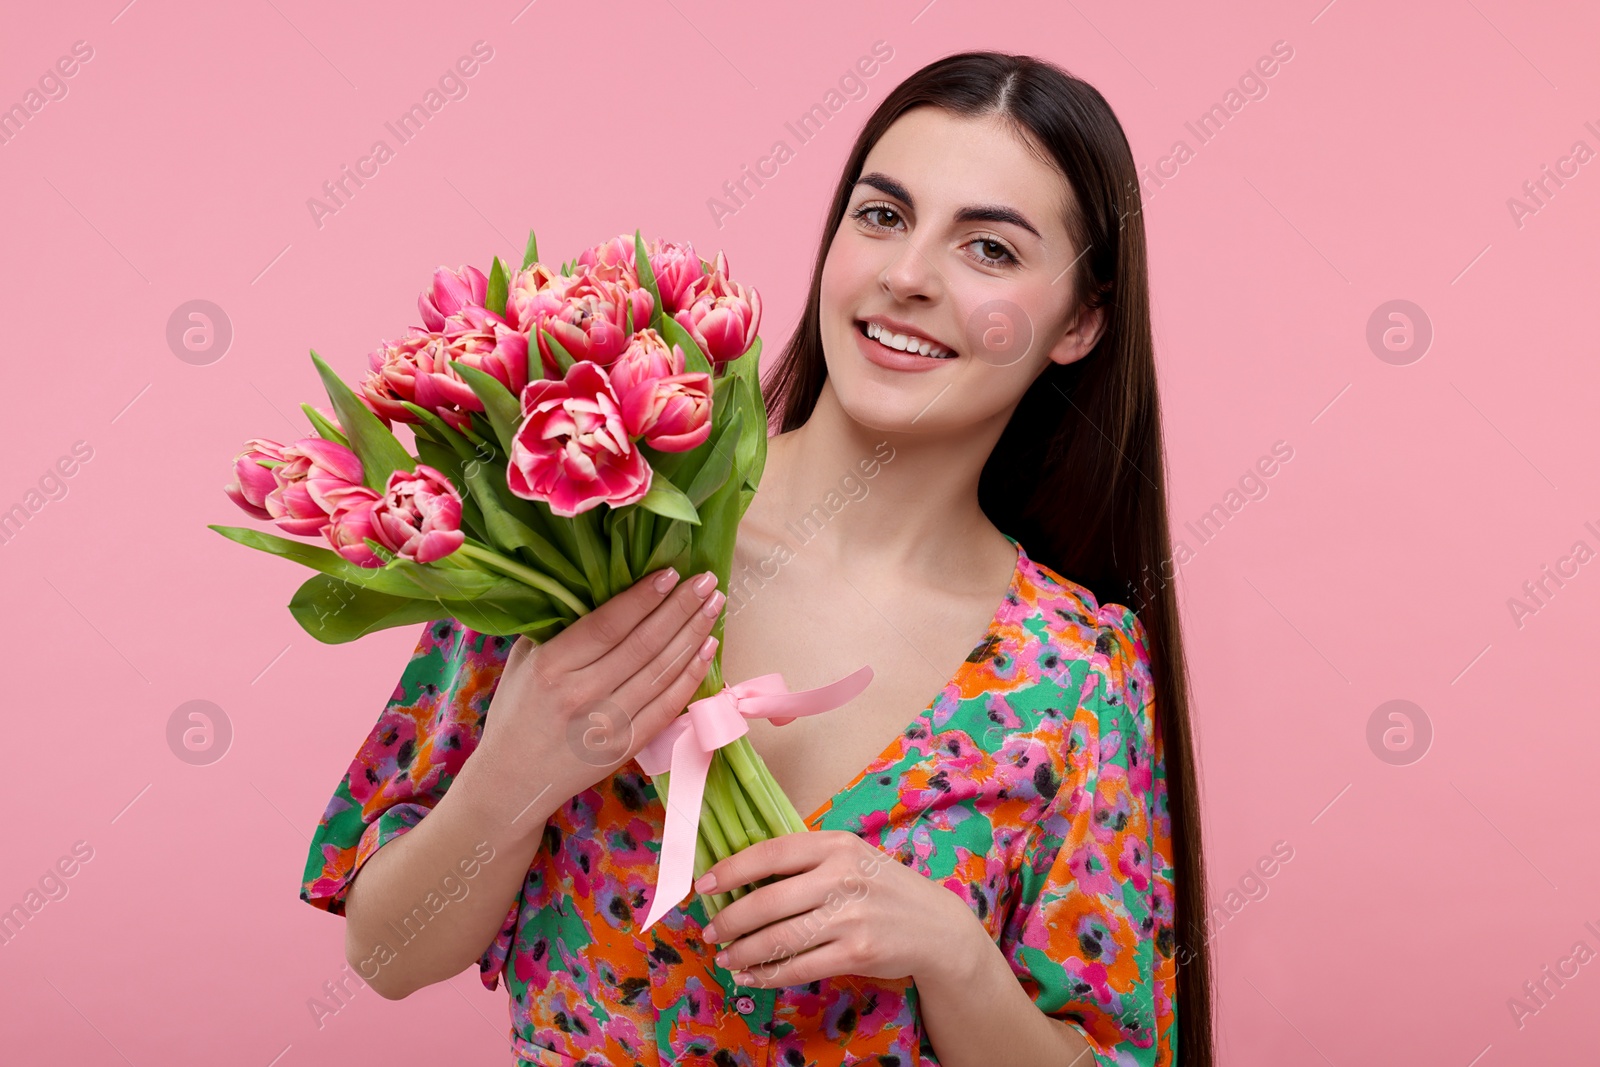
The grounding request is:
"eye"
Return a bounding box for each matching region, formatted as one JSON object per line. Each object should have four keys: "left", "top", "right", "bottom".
{"left": 849, "top": 201, "right": 902, "bottom": 231}
{"left": 967, "top": 235, "right": 1018, "bottom": 268}
{"left": 847, "top": 201, "right": 1019, "bottom": 268}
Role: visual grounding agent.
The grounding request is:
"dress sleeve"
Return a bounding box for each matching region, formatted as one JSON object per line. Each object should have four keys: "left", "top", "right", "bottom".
{"left": 298, "top": 617, "right": 522, "bottom": 992}
{"left": 998, "top": 603, "right": 1178, "bottom": 1066}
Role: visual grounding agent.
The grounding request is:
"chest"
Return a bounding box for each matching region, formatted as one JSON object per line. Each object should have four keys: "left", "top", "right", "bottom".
{"left": 715, "top": 540, "right": 1003, "bottom": 825}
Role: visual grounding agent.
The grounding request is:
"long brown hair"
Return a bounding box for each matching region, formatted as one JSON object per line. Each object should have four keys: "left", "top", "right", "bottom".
{"left": 762, "top": 51, "right": 1213, "bottom": 1065}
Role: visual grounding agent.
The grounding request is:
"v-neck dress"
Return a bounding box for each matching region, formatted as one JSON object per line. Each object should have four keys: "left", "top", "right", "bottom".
{"left": 300, "top": 534, "right": 1178, "bottom": 1066}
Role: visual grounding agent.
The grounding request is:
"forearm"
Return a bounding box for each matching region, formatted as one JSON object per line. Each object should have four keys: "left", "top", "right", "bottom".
{"left": 342, "top": 753, "right": 562, "bottom": 999}
{"left": 916, "top": 908, "right": 1097, "bottom": 1067}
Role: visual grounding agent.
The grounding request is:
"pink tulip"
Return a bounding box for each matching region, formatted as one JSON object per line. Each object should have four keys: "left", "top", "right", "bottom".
{"left": 577, "top": 235, "right": 711, "bottom": 319}
{"left": 262, "top": 437, "right": 367, "bottom": 536}
{"left": 361, "top": 330, "right": 440, "bottom": 425}
{"left": 576, "top": 235, "right": 641, "bottom": 288}
{"left": 610, "top": 331, "right": 713, "bottom": 452}
{"left": 507, "top": 362, "right": 652, "bottom": 517}
{"left": 425, "top": 311, "right": 530, "bottom": 429}
{"left": 418, "top": 264, "right": 488, "bottom": 333}
{"left": 369, "top": 465, "right": 465, "bottom": 564}
{"left": 504, "top": 262, "right": 565, "bottom": 334}
{"left": 673, "top": 260, "right": 761, "bottom": 367}
{"left": 648, "top": 241, "right": 711, "bottom": 317}
{"left": 224, "top": 438, "right": 287, "bottom": 520}
{"left": 323, "top": 486, "right": 386, "bottom": 567}
{"left": 361, "top": 320, "right": 526, "bottom": 434}
{"left": 535, "top": 273, "right": 654, "bottom": 373}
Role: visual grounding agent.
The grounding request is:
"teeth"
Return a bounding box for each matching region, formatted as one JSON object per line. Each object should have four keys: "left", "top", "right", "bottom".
{"left": 865, "top": 321, "right": 955, "bottom": 359}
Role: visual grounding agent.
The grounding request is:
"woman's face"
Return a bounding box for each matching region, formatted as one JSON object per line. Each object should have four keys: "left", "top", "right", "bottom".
{"left": 818, "top": 107, "right": 1105, "bottom": 436}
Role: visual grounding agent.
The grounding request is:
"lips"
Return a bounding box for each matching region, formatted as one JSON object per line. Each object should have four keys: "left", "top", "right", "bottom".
{"left": 855, "top": 318, "right": 956, "bottom": 359}
{"left": 853, "top": 320, "right": 956, "bottom": 373}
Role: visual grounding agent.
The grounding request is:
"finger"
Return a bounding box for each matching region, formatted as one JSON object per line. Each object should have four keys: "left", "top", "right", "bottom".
{"left": 734, "top": 941, "right": 849, "bottom": 989}
{"left": 626, "top": 630, "right": 719, "bottom": 749}
{"left": 700, "top": 832, "right": 838, "bottom": 898}
{"left": 584, "top": 570, "right": 719, "bottom": 686}
{"left": 612, "top": 587, "right": 722, "bottom": 712}
{"left": 703, "top": 864, "right": 832, "bottom": 950}
{"left": 538, "top": 567, "right": 683, "bottom": 674}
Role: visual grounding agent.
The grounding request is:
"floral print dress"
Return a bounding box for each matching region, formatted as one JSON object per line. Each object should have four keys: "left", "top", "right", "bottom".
{"left": 300, "top": 534, "right": 1178, "bottom": 1066}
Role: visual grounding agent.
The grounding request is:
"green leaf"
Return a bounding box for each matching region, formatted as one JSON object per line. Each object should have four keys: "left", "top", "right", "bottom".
{"left": 684, "top": 406, "right": 740, "bottom": 507}
{"left": 634, "top": 229, "right": 663, "bottom": 331}
{"left": 453, "top": 362, "right": 524, "bottom": 456}
{"left": 659, "top": 315, "right": 712, "bottom": 378}
{"left": 541, "top": 327, "right": 577, "bottom": 375}
{"left": 641, "top": 518, "right": 693, "bottom": 578}
{"left": 399, "top": 401, "right": 480, "bottom": 463}
{"left": 458, "top": 462, "right": 589, "bottom": 591}
{"left": 309, "top": 349, "right": 415, "bottom": 493}
{"left": 289, "top": 574, "right": 447, "bottom": 644}
{"left": 572, "top": 508, "right": 610, "bottom": 602}
{"left": 636, "top": 472, "right": 701, "bottom": 525}
{"left": 629, "top": 502, "right": 655, "bottom": 576}
{"left": 211, "top": 524, "right": 429, "bottom": 599}
{"left": 521, "top": 228, "right": 539, "bottom": 270}
{"left": 732, "top": 371, "right": 764, "bottom": 479}
{"left": 300, "top": 403, "right": 349, "bottom": 447}
{"left": 383, "top": 558, "right": 510, "bottom": 600}
{"left": 608, "top": 514, "right": 633, "bottom": 592}
{"left": 486, "top": 256, "right": 509, "bottom": 318}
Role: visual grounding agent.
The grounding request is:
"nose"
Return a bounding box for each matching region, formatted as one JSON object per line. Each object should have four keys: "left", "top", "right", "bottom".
{"left": 878, "top": 234, "right": 945, "bottom": 304}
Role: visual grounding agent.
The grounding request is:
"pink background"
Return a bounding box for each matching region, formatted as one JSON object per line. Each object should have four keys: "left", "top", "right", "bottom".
{"left": 3, "top": 0, "right": 1597, "bottom": 1063}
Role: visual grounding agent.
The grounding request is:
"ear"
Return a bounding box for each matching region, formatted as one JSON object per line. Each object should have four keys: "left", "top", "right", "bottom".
{"left": 1045, "top": 301, "right": 1107, "bottom": 368}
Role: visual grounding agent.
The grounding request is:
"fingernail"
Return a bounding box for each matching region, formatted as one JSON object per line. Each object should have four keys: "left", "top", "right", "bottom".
{"left": 692, "top": 571, "right": 717, "bottom": 596}
{"left": 695, "top": 872, "right": 718, "bottom": 893}
{"left": 654, "top": 568, "right": 678, "bottom": 593}
{"left": 698, "top": 635, "right": 719, "bottom": 661}
{"left": 701, "top": 590, "right": 726, "bottom": 618}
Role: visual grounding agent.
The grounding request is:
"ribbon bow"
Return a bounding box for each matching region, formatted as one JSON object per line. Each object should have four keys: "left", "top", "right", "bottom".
{"left": 634, "top": 664, "right": 875, "bottom": 931}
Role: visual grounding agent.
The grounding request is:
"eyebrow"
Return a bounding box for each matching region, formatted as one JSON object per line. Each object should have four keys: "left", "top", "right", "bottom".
{"left": 853, "top": 171, "right": 1042, "bottom": 240}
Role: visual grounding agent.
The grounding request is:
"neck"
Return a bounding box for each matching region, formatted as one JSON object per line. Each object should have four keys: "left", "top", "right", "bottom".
{"left": 751, "top": 378, "right": 1012, "bottom": 584}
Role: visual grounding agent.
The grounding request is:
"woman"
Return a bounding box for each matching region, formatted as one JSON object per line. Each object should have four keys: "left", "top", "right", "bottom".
{"left": 301, "top": 51, "right": 1212, "bottom": 1067}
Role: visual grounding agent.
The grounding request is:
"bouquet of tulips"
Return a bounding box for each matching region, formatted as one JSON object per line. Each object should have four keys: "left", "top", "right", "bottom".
{"left": 211, "top": 229, "right": 871, "bottom": 928}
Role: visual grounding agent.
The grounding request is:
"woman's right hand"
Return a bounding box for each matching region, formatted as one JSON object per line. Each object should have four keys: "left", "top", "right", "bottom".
{"left": 471, "top": 567, "right": 726, "bottom": 832}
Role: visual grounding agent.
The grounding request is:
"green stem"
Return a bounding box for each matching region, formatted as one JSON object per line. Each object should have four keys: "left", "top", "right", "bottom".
{"left": 722, "top": 735, "right": 801, "bottom": 837}
{"left": 718, "top": 750, "right": 769, "bottom": 845}
{"left": 751, "top": 752, "right": 808, "bottom": 834}
{"left": 456, "top": 540, "right": 589, "bottom": 617}
{"left": 704, "top": 755, "right": 751, "bottom": 855}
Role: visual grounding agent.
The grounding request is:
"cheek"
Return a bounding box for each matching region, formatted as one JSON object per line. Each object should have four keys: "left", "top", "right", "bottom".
{"left": 820, "top": 233, "right": 878, "bottom": 304}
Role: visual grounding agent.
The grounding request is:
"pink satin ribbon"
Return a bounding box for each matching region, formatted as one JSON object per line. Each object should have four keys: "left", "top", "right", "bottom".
{"left": 634, "top": 665, "right": 875, "bottom": 931}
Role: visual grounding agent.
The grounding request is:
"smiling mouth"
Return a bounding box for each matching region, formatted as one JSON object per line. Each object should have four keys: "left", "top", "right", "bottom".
{"left": 854, "top": 320, "right": 957, "bottom": 359}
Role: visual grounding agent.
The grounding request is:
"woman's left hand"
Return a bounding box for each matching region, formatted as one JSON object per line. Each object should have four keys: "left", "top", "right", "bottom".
{"left": 695, "top": 830, "right": 978, "bottom": 988}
